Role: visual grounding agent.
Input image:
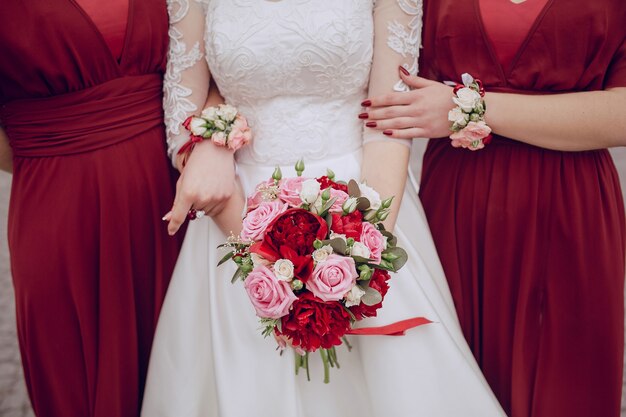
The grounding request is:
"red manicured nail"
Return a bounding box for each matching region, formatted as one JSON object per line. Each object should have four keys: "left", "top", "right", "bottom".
{"left": 365, "top": 121, "right": 377, "bottom": 128}
{"left": 358, "top": 112, "right": 369, "bottom": 119}
{"left": 361, "top": 100, "right": 372, "bottom": 107}
{"left": 399, "top": 66, "right": 410, "bottom": 76}
{"left": 383, "top": 130, "right": 393, "bottom": 136}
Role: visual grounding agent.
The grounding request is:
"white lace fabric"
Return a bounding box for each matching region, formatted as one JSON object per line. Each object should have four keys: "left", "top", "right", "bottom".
{"left": 164, "top": 0, "right": 210, "bottom": 161}
{"left": 163, "top": 0, "right": 422, "bottom": 163}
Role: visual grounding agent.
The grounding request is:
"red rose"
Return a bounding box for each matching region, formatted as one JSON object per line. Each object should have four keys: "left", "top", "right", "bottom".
{"left": 349, "top": 269, "right": 391, "bottom": 320}
{"left": 251, "top": 209, "right": 327, "bottom": 282}
{"left": 316, "top": 176, "right": 348, "bottom": 193}
{"left": 277, "top": 292, "right": 352, "bottom": 351}
{"left": 330, "top": 210, "right": 363, "bottom": 241}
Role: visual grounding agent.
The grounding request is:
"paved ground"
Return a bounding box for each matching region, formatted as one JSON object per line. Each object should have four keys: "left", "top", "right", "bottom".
{"left": 0, "top": 147, "right": 624, "bottom": 416}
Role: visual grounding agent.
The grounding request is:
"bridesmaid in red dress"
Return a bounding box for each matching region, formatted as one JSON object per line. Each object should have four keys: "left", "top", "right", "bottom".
{"left": 362, "top": 0, "right": 626, "bottom": 416}
{"left": 0, "top": 0, "right": 180, "bottom": 416}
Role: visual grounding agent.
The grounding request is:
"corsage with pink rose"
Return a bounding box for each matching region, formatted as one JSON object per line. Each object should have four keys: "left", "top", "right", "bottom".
{"left": 178, "top": 104, "right": 252, "bottom": 166}
{"left": 448, "top": 73, "right": 493, "bottom": 151}
{"left": 218, "top": 160, "right": 431, "bottom": 382}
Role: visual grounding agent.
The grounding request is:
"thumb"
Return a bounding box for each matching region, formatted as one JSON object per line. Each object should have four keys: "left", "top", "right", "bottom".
{"left": 398, "top": 68, "right": 436, "bottom": 89}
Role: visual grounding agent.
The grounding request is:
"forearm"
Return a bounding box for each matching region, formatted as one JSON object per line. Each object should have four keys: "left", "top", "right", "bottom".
{"left": 0, "top": 127, "right": 12, "bottom": 173}
{"left": 212, "top": 181, "right": 245, "bottom": 236}
{"left": 487, "top": 87, "right": 626, "bottom": 151}
{"left": 361, "top": 141, "right": 409, "bottom": 230}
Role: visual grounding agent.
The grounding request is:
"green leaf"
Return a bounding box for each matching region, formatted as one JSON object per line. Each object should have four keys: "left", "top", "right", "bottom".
{"left": 356, "top": 196, "right": 371, "bottom": 211}
{"left": 317, "top": 197, "right": 337, "bottom": 218}
{"left": 361, "top": 286, "right": 382, "bottom": 306}
{"left": 230, "top": 267, "right": 245, "bottom": 284}
{"left": 327, "top": 238, "right": 347, "bottom": 255}
{"left": 217, "top": 250, "right": 235, "bottom": 267}
{"left": 351, "top": 255, "right": 373, "bottom": 264}
{"left": 347, "top": 179, "right": 361, "bottom": 198}
{"left": 385, "top": 247, "right": 408, "bottom": 271}
{"left": 381, "top": 230, "right": 397, "bottom": 247}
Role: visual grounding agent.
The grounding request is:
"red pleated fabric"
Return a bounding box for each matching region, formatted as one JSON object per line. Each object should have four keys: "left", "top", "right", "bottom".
{"left": 0, "top": 1, "right": 181, "bottom": 416}
{"left": 418, "top": 1, "right": 626, "bottom": 416}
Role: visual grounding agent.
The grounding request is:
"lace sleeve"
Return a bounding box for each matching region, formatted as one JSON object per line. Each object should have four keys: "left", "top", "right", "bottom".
{"left": 364, "top": 0, "right": 423, "bottom": 145}
{"left": 164, "top": 0, "right": 211, "bottom": 164}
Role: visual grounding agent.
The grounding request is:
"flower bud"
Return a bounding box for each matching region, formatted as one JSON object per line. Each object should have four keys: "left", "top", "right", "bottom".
{"left": 377, "top": 210, "right": 390, "bottom": 222}
{"left": 346, "top": 237, "right": 355, "bottom": 247}
{"left": 321, "top": 188, "right": 331, "bottom": 201}
{"left": 342, "top": 197, "right": 358, "bottom": 214}
{"left": 326, "top": 168, "right": 336, "bottom": 180}
{"left": 291, "top": 279, "right": 303, "bottom": 291}
{"left": 272, "top": 166, "right": 283, "bottom": 181}
{"left": 295, "top": 159, "right": 305, "bottom": 176}
{"left": 358, "top": 264, "right": 373, "bottom": 281}
{"left": 313, "top": 239, "right": 323, "bottom": 250}
{"left": 381, "top": 197, "right": 394, "bottom": 209}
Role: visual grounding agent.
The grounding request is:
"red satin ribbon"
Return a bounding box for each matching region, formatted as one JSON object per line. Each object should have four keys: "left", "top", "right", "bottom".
{"left": 177, "top": 134, "right": 204, "bottom": 166}
{"left": 347, "top": 317, "right": 432, "bottom": 337}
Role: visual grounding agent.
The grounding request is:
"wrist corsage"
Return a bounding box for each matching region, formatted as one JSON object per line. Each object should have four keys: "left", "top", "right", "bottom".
{"left": 448, "top": 73, "right": 492, "bottom": 151}
{"left": 178, "top": 104, "right": 252, "bottom": 166}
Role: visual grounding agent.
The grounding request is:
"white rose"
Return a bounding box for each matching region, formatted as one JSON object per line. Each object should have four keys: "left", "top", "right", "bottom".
{"left": 189, "top": 117, "right": 208, "bottom": 136}
{"left": 329, "top": 232, "right": 347, "bottom": 242}
{"left": 461, "top": 73, "right": 474, "bottom": 87}
{"left": 312, "top": 245, "right": 333, "bottom": 263}
{"left": 213, "top": 119, "right": 227, "bottom": 131}
{"left": 344, "top": 285, "right": 366, "bottom": 307}
{"left": 350, "top": 241, "right": 371, "bottom": 259}
{"left": 448, "top": 107, "right": 469, "bottom": 127}
{"left": 358, "top": 183, "right": 382, "bottom": 210}
{"left": 453, "top": 87, "right": 481, "bottom": 113}
{"left": 217, "top": 104, "right": 238, "bottom": 122}
{"left": 273, "top": 259, "right": 295, "bottom": 281}
{"left": 250, "top": 253, "right": 271, "bottom": 267}
{"left": 299, "top": 179, "right": 321, "bottom": 204}
{"left": 201, "top": 106, "right": 218, "bottom": 121}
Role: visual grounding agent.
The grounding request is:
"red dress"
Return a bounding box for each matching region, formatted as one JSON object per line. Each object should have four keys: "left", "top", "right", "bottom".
{"left": 418, "top": 1, "right": 626, "bottom": 416}
{"left": 0, "top": 1, "right": 181, "bottom": 416}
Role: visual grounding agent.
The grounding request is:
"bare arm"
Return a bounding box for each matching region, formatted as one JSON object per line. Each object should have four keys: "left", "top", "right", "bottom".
{"left": 0, "top": 127, "right": 12, "bottom": 172}
{"left": 360, "top": 0, "right": 420, "bottom": 230}
{"left": 365, "top": 72, "right": 626, "bottom": 151}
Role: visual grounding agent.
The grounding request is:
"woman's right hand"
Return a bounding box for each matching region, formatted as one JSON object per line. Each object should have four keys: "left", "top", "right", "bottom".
{"left": 164, "top": 140, "right": 236, "bottom": 235}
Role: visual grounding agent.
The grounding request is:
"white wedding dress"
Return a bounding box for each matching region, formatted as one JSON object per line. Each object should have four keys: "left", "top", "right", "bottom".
{"left": 142, "top": 1, "right": 507, "bottom": 416}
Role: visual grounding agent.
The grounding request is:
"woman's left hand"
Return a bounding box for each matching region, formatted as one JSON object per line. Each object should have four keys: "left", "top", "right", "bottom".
{"left": 363, "top": 69, "right": 454, "bottom": 139}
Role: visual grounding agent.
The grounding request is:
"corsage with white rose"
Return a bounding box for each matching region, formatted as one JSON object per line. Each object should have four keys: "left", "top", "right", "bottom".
{"left": 178, "top": 104, "right": 252, "bottom": 166}
{"left": 448, "top": 73, "right": 492, "bottom": 151}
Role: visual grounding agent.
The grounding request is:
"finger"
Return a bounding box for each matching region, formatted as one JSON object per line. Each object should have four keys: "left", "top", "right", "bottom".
{"left": 382, "top": 127, "right": 429, "bottom": 140}
{"left": 162, "top": 211, "right": 172, "bottom": 221}
{"left": 168, "top": 190, "right": 193, "bottom": 236}
{"left": 365, "top": 117, "right": 421, "bottom": 131}
{"left": 399, "top": 71, "right": 438, "bottom": 89}
{"left": 362, "top": 91, "right": 414, "bottom": 108}
{"left": 202, "top": 200, "right": 227, "bottom": 218}
{"left": 366, "top": 105, "right": 417, "bottom": 121}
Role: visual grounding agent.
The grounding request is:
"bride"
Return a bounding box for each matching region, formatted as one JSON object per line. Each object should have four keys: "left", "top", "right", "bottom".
{"left": 143, "top": 1, "right": 506, "bottom": 416}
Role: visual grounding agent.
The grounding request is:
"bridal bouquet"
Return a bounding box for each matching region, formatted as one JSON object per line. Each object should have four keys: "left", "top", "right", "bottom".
{"left": 219, "top": 161, "right": 413, "bottom": 382}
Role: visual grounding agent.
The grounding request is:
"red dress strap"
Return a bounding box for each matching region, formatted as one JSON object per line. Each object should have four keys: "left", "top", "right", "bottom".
{"left": 479, "top": 0, "right": 549, "bottom": 70}
{"left": 75, "top": 0, "right": 129, "bottom": 60}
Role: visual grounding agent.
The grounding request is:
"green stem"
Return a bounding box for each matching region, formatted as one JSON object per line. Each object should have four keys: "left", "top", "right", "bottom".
{"left": 294, "top": 349, "right": 302, "bottom": 375}
{"left": 342, "top": 336, "right": 353, "bottom": 351}
{"left": 320, "top": 349, "right": 330, "bottom": 384}
{"left": 304, "top": 352, "right": 310, "bottom": 381}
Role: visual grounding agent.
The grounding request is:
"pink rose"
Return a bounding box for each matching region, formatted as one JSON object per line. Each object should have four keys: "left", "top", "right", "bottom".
{"left": 247, "top": 179, "right": 279, "bottom": 212}
{"left": 211, "top": 131, "right": 227, "bottom": 146}
{"left": 327, "top": 188, "right": 349, "bottom": 213}
{"left": 241, "top": 201, "right": 288, "bottom": 241}
{"left": 244, "top": 265, "right": 297, "bottom": 319}
{"left": 278, "top": 176, "right": 308, "bottom": 207}
{"left": 307, "top": 254, "right": 358, "bottom": 302}
{"left": 227, "top": 115, "right": 252, "bottom": 151}
{"left": 450, "top": 121, "right": 492, "bottom": 151}
{"left": 360, "top": 222, "right": 385, "bottom": 264}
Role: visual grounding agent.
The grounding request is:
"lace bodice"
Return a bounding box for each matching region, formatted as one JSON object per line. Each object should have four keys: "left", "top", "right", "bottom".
{"left": 164, "top": 0, "right": 422, "bottom": 166}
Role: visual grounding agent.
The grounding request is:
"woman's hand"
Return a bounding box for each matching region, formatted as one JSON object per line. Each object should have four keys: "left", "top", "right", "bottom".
{"left": 164, "top": 140, "right": 236, "bottom": 235}
{"left": 363, "top": 68, "right": 454, "bottom": 139}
